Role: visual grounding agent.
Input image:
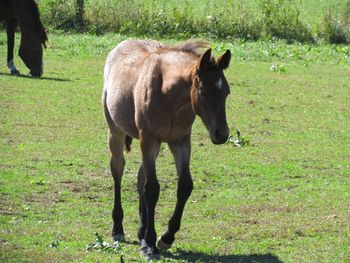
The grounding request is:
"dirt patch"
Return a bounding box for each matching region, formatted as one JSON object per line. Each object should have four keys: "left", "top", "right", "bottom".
{"left": 59, "top": 180, "right": 90, "bottom": 193}
{"left": 239, "top": 204, "right": 297, "bottom": 214}
{"left": 0, "top": 194, "right": 21, "bottom": 216}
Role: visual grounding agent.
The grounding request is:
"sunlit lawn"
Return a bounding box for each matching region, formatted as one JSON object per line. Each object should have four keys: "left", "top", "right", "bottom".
{"left": 1, "top": 31, "right": 349, "bottom": 262}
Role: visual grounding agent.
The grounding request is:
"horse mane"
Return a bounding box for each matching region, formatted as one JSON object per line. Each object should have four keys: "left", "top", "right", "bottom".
{"left": 24, "top": 0, "right": 48, "bottom": 44}
{"left": 170, "top": 40, "right": 210, "bottom": 56}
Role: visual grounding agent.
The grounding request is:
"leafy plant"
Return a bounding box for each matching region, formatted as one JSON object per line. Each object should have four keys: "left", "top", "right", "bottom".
{"left": 49, "top": 240, "right": 59, "bottom": 248}
{"left": 30, "top": 178, "right": 45, "bottom": 186}
{"left": 270, "top": 63, "right": 287, "bottom": 73}
{"left": 86, "top": 233, "right": 123, "bottom": 254}
{"left": 228, "top": 131, "right": 250, "bottom": 147}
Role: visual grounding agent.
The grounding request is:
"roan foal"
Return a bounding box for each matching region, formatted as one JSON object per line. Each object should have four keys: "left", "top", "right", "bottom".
{"left": 102, "top": 39, "right": 231, "bottom": 259}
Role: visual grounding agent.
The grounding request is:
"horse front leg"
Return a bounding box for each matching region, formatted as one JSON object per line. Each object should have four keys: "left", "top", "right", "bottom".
{"left": 6, "top": 19, "right": 20, "bottom": 75}
{"left": 139, "top": 133, "right": 161, "bottom": 259}
{"left": 157, "top": 134, "right": 193, "bottom": 250}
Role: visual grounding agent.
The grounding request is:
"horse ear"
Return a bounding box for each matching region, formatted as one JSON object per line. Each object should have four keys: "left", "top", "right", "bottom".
{"left": 198, "top": 48, "right": 212, "bottom": 70}
{"left": 217, "top": 50, "right": 231, "bottom": 69}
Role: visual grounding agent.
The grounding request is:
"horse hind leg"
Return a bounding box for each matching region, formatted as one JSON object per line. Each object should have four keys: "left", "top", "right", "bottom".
{"left": 7, "top": 60, "right": 20, "bottom": 76}
{"left": 139, "top": 135, "right": 161, "bottom": 260}
{"left": 6, "top": 19, "right": 20, "bottom": 75}
{"left": 109, "top": 130, "right": 126, "bottom": 242}
{"left": 137, "top": 165, "right": 147, "bottom": 242}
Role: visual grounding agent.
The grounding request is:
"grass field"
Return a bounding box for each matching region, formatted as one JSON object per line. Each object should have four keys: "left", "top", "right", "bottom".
{"left": 1, "top": 31, "right": 350, "bottom": 262}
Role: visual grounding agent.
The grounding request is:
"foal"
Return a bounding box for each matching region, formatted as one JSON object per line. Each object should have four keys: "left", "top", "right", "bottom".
{"left": 103, "top": 40, "right": 231, "bottom": 259}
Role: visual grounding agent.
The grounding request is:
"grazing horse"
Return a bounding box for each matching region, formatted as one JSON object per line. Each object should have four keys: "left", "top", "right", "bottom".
{"left": 0, "top": 0, "right": 47, "bottom": 77}
{"left": 103, "top": 39, "right": 231, "bottom": 259}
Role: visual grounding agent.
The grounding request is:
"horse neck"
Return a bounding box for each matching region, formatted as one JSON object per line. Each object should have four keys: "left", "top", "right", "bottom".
{"left": 0, "top": 0, "right": 14, "bottom": 20}
{"left": 154, "top": 51, "right": 199, "bottom": 121}
{"left": 15, "top": 0, "right": 45, "bottom": 37}
{"left": 172, "top": 62, "right": 197, "bottom": 107}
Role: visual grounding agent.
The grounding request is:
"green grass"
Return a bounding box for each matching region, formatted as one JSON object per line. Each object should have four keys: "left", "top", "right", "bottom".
{"left": 1, "top": 31, "right": 350, "bottom": 262}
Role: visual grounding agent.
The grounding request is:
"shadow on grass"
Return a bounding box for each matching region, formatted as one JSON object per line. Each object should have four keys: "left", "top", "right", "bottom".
{"left": 162, "top": 250, "right": 283, "bottom": 263}
{"left": 0, "top": 72, "right": 71, "bottom": 82}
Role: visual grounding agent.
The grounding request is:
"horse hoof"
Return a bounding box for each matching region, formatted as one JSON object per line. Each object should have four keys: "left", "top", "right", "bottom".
{"left": 140, "top": 239, "right": 160, "bottom": 260}
{"left": 156, "top": 236, "right": 172, "bottom": 250}
{"left": 10, "top": 69, "right": 20, "bottom": 76}
{"left": 140, "top": 248, "right": 160, "bottom": 261}
{"left": 112, "top": 234, "right": 126, "bottom": 242}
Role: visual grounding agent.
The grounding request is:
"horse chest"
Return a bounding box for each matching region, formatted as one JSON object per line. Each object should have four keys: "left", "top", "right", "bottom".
{"left": 142, "top": 101, "right": 195, "bottom": 142}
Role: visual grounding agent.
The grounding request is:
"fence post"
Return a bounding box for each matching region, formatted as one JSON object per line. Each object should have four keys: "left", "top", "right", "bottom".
{"left": 76, "top": 0, "right": 84, "bottom": 28}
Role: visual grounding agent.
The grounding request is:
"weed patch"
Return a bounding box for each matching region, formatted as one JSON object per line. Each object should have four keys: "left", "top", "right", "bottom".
{"left": 261, "top": 0, "right": 314, "bottom": 43}
{"left": 86, "top": 233, "right": 123, "bottom": 254}
{"left": 319, "top": 4, "right": 350, "bottom": 44}
{"left": 228, "top": 131, "right": 251, "bottom": 147}
{"left": 40, "top": 0, "right": 350, "bottom": 43}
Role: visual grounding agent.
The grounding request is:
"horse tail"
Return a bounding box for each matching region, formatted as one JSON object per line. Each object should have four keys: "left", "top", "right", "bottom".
{"left": 102, "top": 89, "right": 114, "bottom": 131}
{"left": 125, "top": 135, "right": 132, "bottom": 152}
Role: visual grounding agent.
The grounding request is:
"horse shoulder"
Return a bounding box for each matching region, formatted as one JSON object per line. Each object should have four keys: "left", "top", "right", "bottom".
{"left": 136, "top": 55, "right": 195, "bottom": 140}
{"left": 134, "top": 53, "right": 163, "bottom": 125}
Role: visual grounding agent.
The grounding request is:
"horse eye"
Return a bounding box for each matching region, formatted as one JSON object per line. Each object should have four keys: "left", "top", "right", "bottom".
{"left": 199, "top": 89, "right": 208, "bottom": 96}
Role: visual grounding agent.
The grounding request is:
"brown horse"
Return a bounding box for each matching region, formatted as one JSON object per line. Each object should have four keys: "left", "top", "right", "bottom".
{"left": 103, "top": 39, "right": 231, "bottom": 259}
{"left": 0, "top": 0, "right": 47, "bottom": 77}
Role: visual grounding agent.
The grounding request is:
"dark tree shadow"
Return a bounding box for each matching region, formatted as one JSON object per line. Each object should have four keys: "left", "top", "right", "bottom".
{"left": 162, "top": 250, "right": 283, "bottom": 263}
{"left": 0, "top": 72, "right": 71, "bottom": 82}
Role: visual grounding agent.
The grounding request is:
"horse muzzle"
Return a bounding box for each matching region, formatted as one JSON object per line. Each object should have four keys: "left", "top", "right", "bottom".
{"left": 30, "top": 67, "right": 43, "bottom": 78}
{"left": 210, "top": 127, "right": 229, "bottom": 145}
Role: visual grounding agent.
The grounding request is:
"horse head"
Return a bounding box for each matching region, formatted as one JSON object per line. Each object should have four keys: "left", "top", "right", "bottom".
{"left": 19, "top": 29, "right": 47, "bottom": 78}
{"left": 191, "top": 49, "right": 231, "bottom": 144}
